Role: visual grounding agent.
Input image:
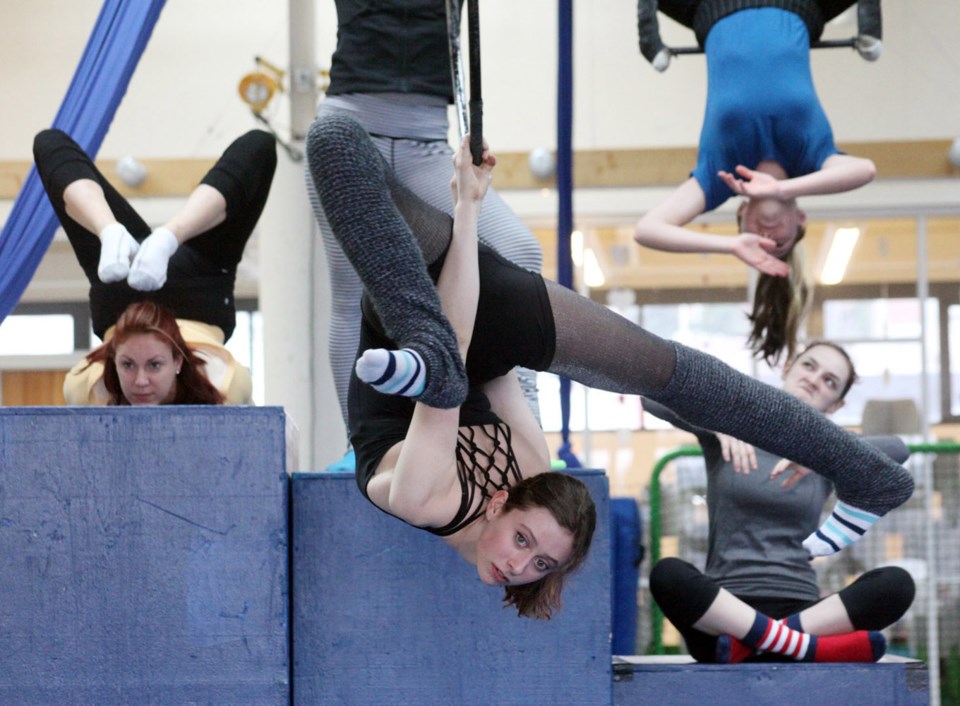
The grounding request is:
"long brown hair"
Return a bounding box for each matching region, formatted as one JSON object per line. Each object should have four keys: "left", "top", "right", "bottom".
{"left": 84, "top": 300, "right": 225, "bottom": 405}
{"left": 501, "top": 473, "right": 596, "bottom": 620}
{"left": 746, "top": 226, "right": 812, "bottom": 366}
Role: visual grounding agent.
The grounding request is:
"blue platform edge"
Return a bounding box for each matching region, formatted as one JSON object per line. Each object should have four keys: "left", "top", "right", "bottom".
{"left": 0, "top": 406, "right": 291, "bottom": 705}
{"left": 290, "top": 468, "right": 613, "bottom": 706}
{"left": 612, "top": 655, "right": 929, "bottom": 706}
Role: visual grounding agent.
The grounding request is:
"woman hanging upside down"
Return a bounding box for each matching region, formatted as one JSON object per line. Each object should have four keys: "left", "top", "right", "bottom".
{"left": 305, "top": 112, "right": 912, "bottom": 620}
{"left": 634, "top": 1, "right": 881, "bottom": 364}
{"left": 33, "top": 128, "right": 277, "bottom": 405}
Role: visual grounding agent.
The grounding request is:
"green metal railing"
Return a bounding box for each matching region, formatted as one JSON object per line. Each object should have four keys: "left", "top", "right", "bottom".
{"left": 645, "top": 441, "right": 960, "bottom": 655}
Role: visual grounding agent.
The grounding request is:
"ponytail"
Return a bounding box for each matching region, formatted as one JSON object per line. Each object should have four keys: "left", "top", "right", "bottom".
{"left": 746, "top": 229, "right": 812, "bottom": 366}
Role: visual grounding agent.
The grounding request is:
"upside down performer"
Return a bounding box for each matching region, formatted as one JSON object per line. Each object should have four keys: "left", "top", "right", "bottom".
{"left": 305, "top": 112, "right": 912, "bottom": 619}
{"left": 34, "top": 128, "right": 277, "bottom": 405}
{"left": 306, "top": 0, "right": 544, "bottom": 461}
{"left": 634, "top": 0, "right": 881, "bottom": 365}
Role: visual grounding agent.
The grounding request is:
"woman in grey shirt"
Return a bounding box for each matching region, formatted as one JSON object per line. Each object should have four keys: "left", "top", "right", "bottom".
{"left": 649, "top": 341, "right": 915, "bottom": 663}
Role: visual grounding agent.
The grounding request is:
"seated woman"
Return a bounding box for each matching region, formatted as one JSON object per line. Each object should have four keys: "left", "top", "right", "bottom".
{"left": 646, "top": 341, "right": 915, "bottom": 663}
{"left": 32, "top": 128, "right": 277, "bottom": 405}
{"left": 633, "top": 1, "right": 879, "bottom": 364}
{"left": 306, "top": 112, "right": 913, "bottom": 620}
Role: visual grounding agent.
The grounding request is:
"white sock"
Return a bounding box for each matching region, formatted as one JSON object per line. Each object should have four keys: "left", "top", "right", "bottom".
{"left": 355, "top": 348, "right": 426, "bottom": 398}
{"left": 97, "top": 223, "right": 139, "bottom": 283}
{"left": 803, "top": 501, "right": 880, "bottom": 557}
{"left": 128, "top": 227, "right": 179, "bottom": 291}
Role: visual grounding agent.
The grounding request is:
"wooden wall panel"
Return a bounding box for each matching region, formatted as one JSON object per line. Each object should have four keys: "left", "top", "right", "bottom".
{"left": 2, "top": 370, "right": 68, "bottom": 406}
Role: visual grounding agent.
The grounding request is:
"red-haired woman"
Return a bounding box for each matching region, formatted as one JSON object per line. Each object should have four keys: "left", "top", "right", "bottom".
{"left": 80, "top": 300, "right": 224, "bottom": 405}
{"left": 32, "top": 128, "right": 277, "bottom": 405}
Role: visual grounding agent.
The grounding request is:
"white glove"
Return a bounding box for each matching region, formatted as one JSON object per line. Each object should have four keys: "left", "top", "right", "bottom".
{"left": 97, "top": 223, "right": 139, "bottom": 283}
{"left": 127, "top": 228, "right": 179, "bottom": 291}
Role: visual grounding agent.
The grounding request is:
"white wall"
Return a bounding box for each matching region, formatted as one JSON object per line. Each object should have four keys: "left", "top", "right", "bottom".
{"left": 4, "top": 1, "right": 959, "bottom": 157}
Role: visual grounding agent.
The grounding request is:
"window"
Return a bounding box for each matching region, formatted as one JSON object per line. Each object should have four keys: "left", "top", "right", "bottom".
{"left": 823, "top": 297, "right": 940, "bottom": 426}
{"left": 224, "top": 310, "right": 265, "bottom": 405}
{"left": 0, "top": 314, "right": 76, "bottom": 355}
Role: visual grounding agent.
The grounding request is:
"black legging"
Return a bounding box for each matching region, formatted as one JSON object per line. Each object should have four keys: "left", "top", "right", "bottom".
{"left": 33, "top": 129, "right": 277, "bottom": 341}
{"left": 307, "top": 111, "right": 913, "bottom": 518}
{"left": 649, "top": 557, "right": 916, "bottom": 662}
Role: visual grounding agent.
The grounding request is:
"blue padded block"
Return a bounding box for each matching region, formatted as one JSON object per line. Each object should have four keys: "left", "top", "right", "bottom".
{"left": 291, "top": 469, "right": 611, "bottom": 706}
{"left": 612, "top": 656, "right": 929, "bottom": 706}
{"left": 0, "top": 407, "right": 290, "bottom": 705}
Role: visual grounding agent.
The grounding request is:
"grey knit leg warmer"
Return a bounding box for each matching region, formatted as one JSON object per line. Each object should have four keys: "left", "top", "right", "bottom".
{"left": 857, "top": 0, "right": 882, "bottom": 40}
{"left": 637, "top": 0, "right": 669, "bottom": 69}
{"left": 306, "top": 112, "right": 467, "bottom": 409}
{"left": 654, "top": 342, "right": 914, "bottom": 516}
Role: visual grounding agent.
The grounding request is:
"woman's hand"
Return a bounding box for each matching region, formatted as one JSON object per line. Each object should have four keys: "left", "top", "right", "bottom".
{"left": 451, "top": 134, "right": 495, "bottom": 208}
{"left": 718, "top": 166, "right": 785, "bottom": 200}
{"left": 716, "top": 433, "right": 757, "bottom": 474}
{"left": 769, "top": 458, "right": 812, "bottom": 488}
{"left": 730, "top": 233, "right": 790, "bottom": 276}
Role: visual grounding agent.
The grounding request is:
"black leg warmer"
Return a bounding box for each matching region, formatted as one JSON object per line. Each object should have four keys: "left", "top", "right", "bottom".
{"left": 305, "top": 113, "right": 467, "bottom": 409}
{"left": 654, "top": 342, "right": 914, "bottom": 516}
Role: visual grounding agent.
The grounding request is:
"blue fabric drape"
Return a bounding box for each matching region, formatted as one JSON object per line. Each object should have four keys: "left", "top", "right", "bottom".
{"left": 0, "top": 0, "right": 166, "bottom": 323}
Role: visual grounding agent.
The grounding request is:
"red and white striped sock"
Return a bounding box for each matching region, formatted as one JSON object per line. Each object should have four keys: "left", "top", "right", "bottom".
{"left": 717, "top": 614, "right": 886, "bottom": 664}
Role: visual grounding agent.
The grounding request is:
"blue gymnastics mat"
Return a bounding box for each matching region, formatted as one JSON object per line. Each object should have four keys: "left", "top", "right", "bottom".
{"left": 0, "top": 406, "right": 291, "bottom": 705}
{"left": 290, "top": 468, "right": 612, "bottom": 706}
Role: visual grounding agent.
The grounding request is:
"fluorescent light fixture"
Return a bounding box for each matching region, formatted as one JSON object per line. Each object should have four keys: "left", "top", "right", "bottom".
{"left": 819, "top": 226, "right": 860, "bottom": 285}
{"left": 583, "top": 248, "right": 606, "bottom": 287}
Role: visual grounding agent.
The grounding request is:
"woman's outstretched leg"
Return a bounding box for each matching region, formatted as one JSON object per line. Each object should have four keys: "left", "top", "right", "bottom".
{"left": 543, "top": 279, "right": 913, "bottom": 548}
{"left": 305, "top": 112, "right": 466, "bottom": 409}
{"left": 33, "top": 129, "right": 148, "bottom": 284}
{"left": 128, "top": 129, "right": 278, "bottom": 291}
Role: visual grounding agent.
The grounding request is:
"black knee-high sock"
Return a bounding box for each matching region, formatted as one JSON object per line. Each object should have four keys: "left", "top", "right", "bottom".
{"left": 857, "top": 0, "right": 882, "bottom": 40}
{"left": 306, "top": 112, "right": 467, "bottom": 409}
{"left": 637, "top": 0, "right": 667, "bottom": 65}
{"left": 652, "top": 343, "right": 914, "bottom": 519}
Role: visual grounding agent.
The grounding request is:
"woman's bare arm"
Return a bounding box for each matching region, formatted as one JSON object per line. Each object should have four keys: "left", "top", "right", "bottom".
{"left": 634, "top": 177, "right": 788, "bottom": 276}
{"left": 374, "top": 136, "right": 496, "bottom": 527}
{"left": 719, "top": 154, "right": 876, "bottom": 201}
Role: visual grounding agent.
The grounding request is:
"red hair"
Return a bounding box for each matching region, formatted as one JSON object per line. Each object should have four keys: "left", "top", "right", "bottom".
{"left": 84, "top": 301, "right": 224, "bottom": 406}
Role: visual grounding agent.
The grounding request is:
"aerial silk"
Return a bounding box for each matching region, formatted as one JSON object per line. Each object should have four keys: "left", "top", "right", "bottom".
{"left": 0, "top": 0, "right": 166, "bottom": 323}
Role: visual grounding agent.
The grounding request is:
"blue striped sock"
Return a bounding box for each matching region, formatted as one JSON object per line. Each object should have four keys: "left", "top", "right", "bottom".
{"left": 783, "top": 613, "right": 804, "bottom": 631}
{"left": 355, "top": 348, "right": 426, "bottom": 398}
{"left": 803, "top": 501, "right": 880, "bottom": 557}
